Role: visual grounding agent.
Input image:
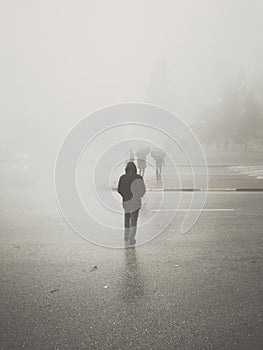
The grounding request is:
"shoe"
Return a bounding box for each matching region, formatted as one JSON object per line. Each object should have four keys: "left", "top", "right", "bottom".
{"left": 129, "top": 238, "right": 136, "bottom": 245}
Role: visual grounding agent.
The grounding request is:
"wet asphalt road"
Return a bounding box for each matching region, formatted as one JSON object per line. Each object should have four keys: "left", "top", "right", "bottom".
{"left": 0, "top": 161, "right": 263, "bottom": 349}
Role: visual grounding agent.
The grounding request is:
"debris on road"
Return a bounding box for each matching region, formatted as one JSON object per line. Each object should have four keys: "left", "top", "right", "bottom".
{"left": 90, "top": 265, "right": 98, "bottom": 272}
{"left": 48, "top": 288, "right": 59, "bottom": 294}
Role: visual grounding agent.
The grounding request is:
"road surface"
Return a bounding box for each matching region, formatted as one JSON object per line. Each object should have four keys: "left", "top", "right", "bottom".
{"left": 0, "top": 158, "right": 263, "bottom": 349}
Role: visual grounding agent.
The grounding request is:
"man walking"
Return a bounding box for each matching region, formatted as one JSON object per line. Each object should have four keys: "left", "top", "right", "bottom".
{"left": 155, "top": 156, "right": 165, "bottom": 180}
{"left": 137, "top": 155, "right": 147, "bottom": 177}
{"left": 118, "top": 162, "right": 145, "bottom": 245}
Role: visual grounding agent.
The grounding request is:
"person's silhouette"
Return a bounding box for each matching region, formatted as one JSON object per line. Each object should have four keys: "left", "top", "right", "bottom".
{"left": 117, "top": 162, "right": 145, "bottom": 245}
{"left": 155, "top": 156, "right": 165, "bottom": 180}
{"left": 137, "top": 155, "right": 146, "bottom": 177}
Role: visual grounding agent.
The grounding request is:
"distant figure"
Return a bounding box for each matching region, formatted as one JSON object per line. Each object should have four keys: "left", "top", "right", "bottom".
{"left": 137, "top": 155, "right": 147, "bottom": 177}
{"left": 118, "top": 162, "right": 146, "bottom": 245}
{"left": 128, "top": 149, "right": 134, "bottom": 163}
{"left": 155, "top": 157, "right": 165, "bottom": 180}
{"left": 151, "top": 148, "right": 166, "bottom": 181}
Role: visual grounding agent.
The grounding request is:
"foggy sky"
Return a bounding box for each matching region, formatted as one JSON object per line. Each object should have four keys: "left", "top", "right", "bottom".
{"left": 1, "top": 0, "right": 263, "bottom": 155}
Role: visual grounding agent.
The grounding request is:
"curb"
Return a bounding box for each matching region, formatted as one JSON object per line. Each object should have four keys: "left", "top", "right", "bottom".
{"left": 112, "top": 187, "right": 263, "bottom": 192}
{"left": 148, "top": 188, "right": 263, "bottom": 192}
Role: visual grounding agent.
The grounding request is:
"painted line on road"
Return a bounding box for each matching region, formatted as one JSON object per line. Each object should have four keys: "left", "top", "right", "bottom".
{"left": 147, "top": 189, "right": 238, "bottom": 192}
{"left": 151, "top": 209, "right": 234, "bottom": 212}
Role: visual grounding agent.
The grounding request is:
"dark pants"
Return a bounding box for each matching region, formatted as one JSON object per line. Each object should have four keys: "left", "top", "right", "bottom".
{"left": 124, "top": 209, "right": 139, "bottom": 240}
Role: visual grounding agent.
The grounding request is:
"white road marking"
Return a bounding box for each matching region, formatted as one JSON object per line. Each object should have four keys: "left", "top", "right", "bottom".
{"left": 229, "top": 165, "right": 263, "bottom": 179}
{"left": 151, "top": 208, "right": 234, "bottom": 212}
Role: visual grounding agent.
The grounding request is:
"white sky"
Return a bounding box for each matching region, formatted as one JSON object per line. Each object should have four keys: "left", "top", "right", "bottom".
{"left": 1, "top": 0, "right": 263, "bottom": 154}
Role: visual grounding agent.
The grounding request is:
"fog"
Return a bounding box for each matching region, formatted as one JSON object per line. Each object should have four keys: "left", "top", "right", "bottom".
{"left": 1, "top": 0, "right": 263, "bottom": 157}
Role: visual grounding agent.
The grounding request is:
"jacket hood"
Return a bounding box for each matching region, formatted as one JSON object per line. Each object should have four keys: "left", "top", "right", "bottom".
{"left": 125, "top": 161, "right": 137, "bottom": 175}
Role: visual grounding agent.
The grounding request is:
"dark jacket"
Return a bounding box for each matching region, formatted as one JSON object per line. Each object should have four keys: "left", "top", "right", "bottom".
{"left": 118, "top": 162, "right": 146, "bottom": 212}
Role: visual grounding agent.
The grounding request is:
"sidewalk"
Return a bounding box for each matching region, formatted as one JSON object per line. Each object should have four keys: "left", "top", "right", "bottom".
{"left": 112, "top": 164, "right": 263, "bottom": 192}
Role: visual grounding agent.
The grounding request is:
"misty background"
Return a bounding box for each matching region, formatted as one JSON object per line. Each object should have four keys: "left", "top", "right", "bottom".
{"left": 1, "top": 0, "right": 263, "bottom": 159}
